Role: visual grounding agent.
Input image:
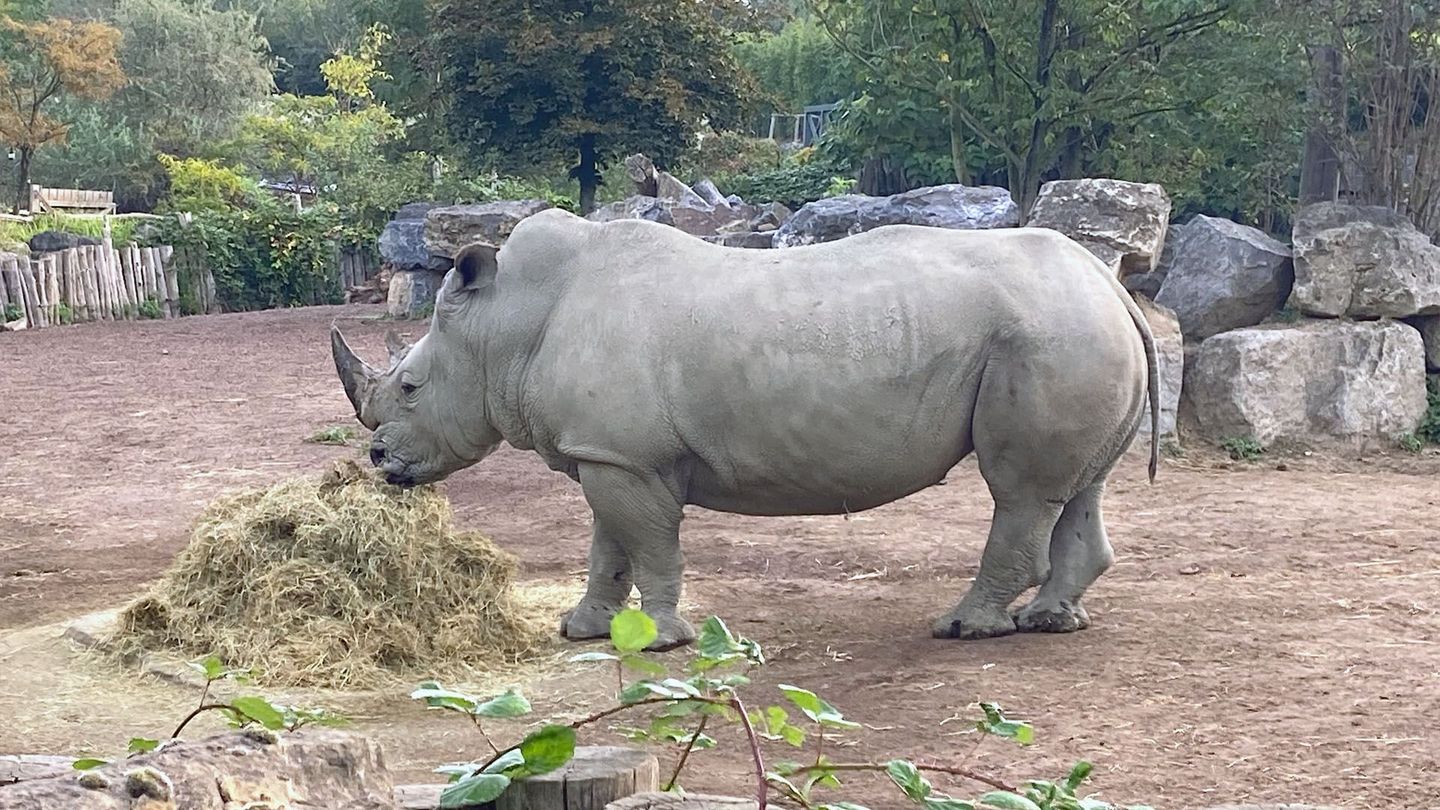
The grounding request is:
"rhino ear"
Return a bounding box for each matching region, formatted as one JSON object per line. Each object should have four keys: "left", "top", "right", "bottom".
{"left": 453, "top": 241, "right": 499, "bottom": 291}
{"left": 385, "top": 329, "right": 411, "bottom": 367}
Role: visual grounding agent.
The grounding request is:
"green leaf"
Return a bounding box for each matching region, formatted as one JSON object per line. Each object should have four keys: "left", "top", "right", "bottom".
{"left": 778, "top": 684, "right": 861, "bottom": 729}
{"left": 434, "top": 762, "right": 479, "bottom": 783}
{"left": 620, "top": 680, "right": 678, "bottom": 704}
{"left": 231, "top": 696, "right": 286, "bottom": 730}
{"left": 189, "top": 654, "right": 226, "bottom": 681}
{"left": 126, "top": 738, "right": 160, "bottom": 755}
{"left": 661, "top": 678, "right": 703, "bottom": 698}
{"left": 71, "top": 758, "right": 107, "bottom": 771}
{"left": 410, "top": 682, "right": 479, "bottom": 714}
{"left": 440, "top": 773, "right": 510, "bottom": 807}
{"left": 817, "top": 803, "right": 873, "bottom": 810}
{"left": 482, "top": 749, "right": 527, "bottom": 775}
{"left": 978, "top": 792, "right": 1044, "bottom": 810}
{"left": 621, "top": 653, "right": 669, "bottom": 676}
{"left": 516, "top": 725, "right": 576, "bottom": 777}
{"left": 689, "top": 733, "right": 718, "bottom": 750}
{"left": 697, "top": 616, "right": 742, "bottom": 659}
{"left": 474, "top": 690, "right": 532, "bottom": 719}
{"left": 610, "top": 609, "right": 658, "bottom": 653}
{"left": 1064, "top": 761, "right": 1094, "bottom": 792}
{"left": 975, "top": 702, "right": 1034, "bottom": 745}
{"left": 568, "top": 651, "right": 620, "bottom": 663}
{"left": 886, "top": 759, "right": 932, "bottom": 801}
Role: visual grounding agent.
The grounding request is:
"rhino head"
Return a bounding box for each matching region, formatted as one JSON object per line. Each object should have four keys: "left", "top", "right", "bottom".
{"left": 331, "top": 241, "right": 508, "bottom": 486}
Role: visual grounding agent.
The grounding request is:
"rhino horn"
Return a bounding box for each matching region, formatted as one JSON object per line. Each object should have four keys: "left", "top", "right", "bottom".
{"left": 384, "top": 329, "right": 411, "bottom": 367}
{"left": 331, "top": 325, "right": 379, "bottom": 429}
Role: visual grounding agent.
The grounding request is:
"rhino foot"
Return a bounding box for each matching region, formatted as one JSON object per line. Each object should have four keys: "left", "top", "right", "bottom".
{"left": 1014, "top": 601, "right": 1090, "bottom": 634}
{"left": 645, "top": 613, "right": 697, "bottom": 651}
{"left": 559, "top": 600, "right": 622, "bottom": 641}
{"left": 931, "top": 607, "right": 1017, "bottom": 640}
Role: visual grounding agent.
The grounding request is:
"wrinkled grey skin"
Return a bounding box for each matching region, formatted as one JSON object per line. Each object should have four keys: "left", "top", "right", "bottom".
{"left": 333, "top": 208, "right": 1158, "bottom": 649}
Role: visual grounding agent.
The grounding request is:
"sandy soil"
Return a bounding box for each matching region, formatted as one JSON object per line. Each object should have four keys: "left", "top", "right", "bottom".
{"left": 1, "top": 307, "right": 1437, "bottom": 809}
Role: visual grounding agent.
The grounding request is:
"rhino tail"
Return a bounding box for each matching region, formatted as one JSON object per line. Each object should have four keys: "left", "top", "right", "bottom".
{"left": 1126, "top": 295, "right": 1161, "bottom": 483}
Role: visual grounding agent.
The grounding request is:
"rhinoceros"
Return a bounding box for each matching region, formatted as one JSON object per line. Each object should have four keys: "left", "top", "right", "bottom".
{"left": 332, "top": 208, "right": 1158, "bottom": 649}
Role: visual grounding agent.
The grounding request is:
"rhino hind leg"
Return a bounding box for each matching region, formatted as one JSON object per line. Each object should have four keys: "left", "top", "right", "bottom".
{"left": 1014, "top": 481, "right": 1113, "bottom": 634}
{"left": 572, "top": 462, "right": 697, "bottom": 651}
{"left": 932, "top": 495, "right": 1065, "bottom": 639}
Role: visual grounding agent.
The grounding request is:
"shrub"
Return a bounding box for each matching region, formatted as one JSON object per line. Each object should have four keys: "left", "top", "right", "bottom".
{"left": 1221, "top": 436, "right": 1264, "bottom": 461}
{"left": 1418, "top": 378, "right": 1440, "bottom": 445}
{"left": 158, "top": 155, "right": 263, "bottom": 213}
{"left": 722, "top": 150, "right": 857, "bottom": 210}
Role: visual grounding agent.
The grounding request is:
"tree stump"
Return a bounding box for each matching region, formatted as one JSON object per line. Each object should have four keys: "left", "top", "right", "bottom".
{"left": 606, "top": 792, "right": 759, "bottom": 809}
{"left": 396, "top": 746, "right": 659, "bottom": 810}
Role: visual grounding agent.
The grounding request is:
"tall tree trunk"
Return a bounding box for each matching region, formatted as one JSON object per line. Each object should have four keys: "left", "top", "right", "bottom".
{"left": 1017, "top": 0, "right": 1061, "bottom": 215}
{"left": 947, "top": 102, "right": 971, "bottom": 185}
{"left": 1299, "top": 44, "right": 1344, "bottom": 204}
{"left": 14, "top": 147, "right": 32, "bottom": 214}
{"left": 576, "top": 134, "right": 599, "bottom": 215}
{"left": 1057, "top": 126, "right": 1084, "bottom": 178}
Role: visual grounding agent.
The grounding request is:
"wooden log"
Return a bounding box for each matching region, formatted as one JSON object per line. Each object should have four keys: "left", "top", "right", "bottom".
{"left": 0, "top": 730, "right": 394, "bottom": 809}
{"left": 143, "top": 246, "right": 160, "bottom": 307}
{"left": 0, "top": 256, "right": 17, "bottom": 318}
{"left": 161, "top": 247, "right": 179, "bottom": 317}
{"left": 82, "top": 249, "right": 101, "bottom": 322}
{"left": 45, "top": 255, "right": 61, "bottom": 323}
{"left": 31, "top": 260, "right": 49, "bottom": 327}
{"left": 0, "top": 256, "right": 10, "bottom": 312}
{"left": 394, "top": 748, "right": 660, "bottom": 810}
{"left": 19, "top": 257, "right": 42, "bottom": 328}
{"left": 67, "top": 250, "right": 84, "bottom": 321}
{"left": 89, "top": 247, "right": 108, "bottom": 320}
{"left": 607, "top": 794, "right": 759, "bottom": 810}
{"left": 204, "top": 264, "right": 219, "bottom": 313}
{"left": 108, "top": 246, "right": 124, "bottom": 317}
{"left": 119, "top": 247, "right": 135, "bottom": 310}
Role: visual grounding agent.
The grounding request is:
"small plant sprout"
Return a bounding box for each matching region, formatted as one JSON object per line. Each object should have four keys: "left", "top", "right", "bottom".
{"left": 72, "top": 654, "right": 340, "bottom": 771}
{"left": 306, "top": 425, "right": 357, "bottom": 445}
{"left": 1220, "top": 436, "right": 1264, "bottom": 461}
{"left": 415, "top": 612, "right": 1152, "bottom": 809}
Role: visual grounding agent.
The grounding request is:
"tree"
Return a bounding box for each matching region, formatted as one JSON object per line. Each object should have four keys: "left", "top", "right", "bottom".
{"left": 222, "top": 0, "right": 362, "bottom": 95}
{"left": 110, "top": 0, "right": 274, "bottom": 153}
{"left": 809, "top": 0, "right": 1234, "bottom": 211}
{"left": 0, "top": 16, "right": 124, "bottom": 211}
{"left": 428, "top": 0, "right": 755, "bottom": 213}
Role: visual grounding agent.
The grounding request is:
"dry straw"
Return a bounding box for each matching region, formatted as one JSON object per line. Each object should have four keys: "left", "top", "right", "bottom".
{"left": 114, "top": 459, "right": 553, "bottom": 688}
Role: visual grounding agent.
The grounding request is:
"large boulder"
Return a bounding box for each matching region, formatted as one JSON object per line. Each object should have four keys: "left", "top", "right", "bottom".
{"left": 0, "top": 730, "right": 394, "bottom": 809}
{"left": 379, "top": 202, "right": 444, "bottom": 272}
{"left": 1155, "top": 215, "right": 1294, "bottom": 341}
{"left": 423, "top": 199, "right": 552, "bottom": 261}
{"left": 588, "top": 195, "right": 753, "bottom": 239}
{"left": 387, "top": 269, "right": 444, "bottom": 320}
{"left": 27, "top": 230, "right": 99, "bottom": 253}
{"left": 1135, "top": 296, "right": 1183, "bottom": 438}
{"left": 1026, "top": 179, "right": 1171, "bottom": 276}
{"left": 773, "top": 184, "right": 1020, "bottom": 248}
{"left": 1184, "top": 320, "right": 1427, "bottom": 447}
{"left": 1289, "top": 202, "right": 1440, "bottom": 318}
{"left": 589, "top": 196, "right": 676, "bottom": 226}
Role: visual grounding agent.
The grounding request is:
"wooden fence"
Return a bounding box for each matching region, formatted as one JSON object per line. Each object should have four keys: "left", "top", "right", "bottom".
{"left": 337, "top": 244, "right": 381, "bottom": 296}
{"left": 0, "top": 243, "right": 218, "bottom": 330}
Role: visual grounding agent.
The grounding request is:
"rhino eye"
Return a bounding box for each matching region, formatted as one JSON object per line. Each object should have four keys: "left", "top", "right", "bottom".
{"left": 400, "top": 382, "right": 418, "bottom": 396}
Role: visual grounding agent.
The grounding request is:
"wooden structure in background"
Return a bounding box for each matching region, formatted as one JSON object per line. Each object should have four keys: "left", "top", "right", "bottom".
{"left": 0, "top": 242, "right": 218, "bottom": 329}
{"left": 28, "top": 185, "right": 117, "bottom": 215}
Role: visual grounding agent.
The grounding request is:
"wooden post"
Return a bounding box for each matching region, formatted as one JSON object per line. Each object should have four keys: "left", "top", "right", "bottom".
{"left": 82, "top": 249, "right": 101, "bottom": 321}
{"left": 44, "top": 255, "right": 60, "bottom": 323}
{"left": 19, "top": 256, "right": 43, "bottom": 327}
{"left": 0, "top": 255, "right": 10, "bottom": 313}
{"left": 160, "top": 246, "right": 179, "bottom": 317}
{"left": 68, "top": 250, "right": 83, "bottom": 321}
{"left": 119, "top": 247, "right": 135, "bottom": 312}
{"left": 497, "top": 747, "right": 658, "bottom": 810}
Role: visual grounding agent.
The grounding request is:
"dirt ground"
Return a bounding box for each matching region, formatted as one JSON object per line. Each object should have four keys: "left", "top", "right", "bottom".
{"left": 1, "top": 306, "right": 1437, "bottom": 810}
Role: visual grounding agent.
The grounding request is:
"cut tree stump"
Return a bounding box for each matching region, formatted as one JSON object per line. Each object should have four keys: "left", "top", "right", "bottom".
{"left": 397, "top": 746, "right": 659, "bottom": 810}
{"left": 606, "top": 792, "right": 759, "bottom": 809}
{"left": 0, "top": 729, "right": 394, "bottom": 809}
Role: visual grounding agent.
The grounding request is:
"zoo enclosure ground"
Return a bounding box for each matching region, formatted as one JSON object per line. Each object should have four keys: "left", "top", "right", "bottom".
{"left": 0, "top": 306, "right": 1437, "bottom": 809}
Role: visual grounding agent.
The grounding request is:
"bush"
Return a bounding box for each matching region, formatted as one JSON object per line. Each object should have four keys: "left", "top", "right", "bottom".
{"left": 1418, "top": 378, "right": 1440, "bottom": 445}
{"left": 158, "top": 155, "right": 263, "bottom": 214}
{"left": 0, "top": 213, "right": 140, "bottom": 246}
{"left": 721, "top": 149, "right": 856, "bottom": 210}
{"left": 143, "top": 200, "right": 344, "bottom": 311}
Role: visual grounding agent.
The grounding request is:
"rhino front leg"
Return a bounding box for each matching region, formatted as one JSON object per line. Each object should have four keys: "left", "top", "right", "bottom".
{"left": 575, "top": 462, "right": 696, "bottom": 650}
{"left": 559, "top": 523, "right": 634, "bottom": 641}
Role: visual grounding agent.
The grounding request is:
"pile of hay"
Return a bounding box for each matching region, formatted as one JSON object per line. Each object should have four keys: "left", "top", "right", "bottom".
{"left": 115, "top": 460, "right": 553, "bottom": 688}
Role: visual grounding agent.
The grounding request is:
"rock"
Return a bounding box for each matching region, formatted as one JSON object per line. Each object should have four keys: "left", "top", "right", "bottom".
{"left": 1289, "top": 202, "right": 1440, "bottom": 318}
{"left": 387, "top": 269, "right": 444, "bottom": 320}
{"left": 0, "top": 730, "right": 393, "bottom": 809}
{"left": 1026, "top": 179, "right": 1171, "bottom": 276}
{"left": 693, "top": 178, "right": 730, "bottom": 209}
{"left": 625, "top": 153, "right": 659, "bottom": 196}
{"left": 655, "top": 171, "right": 709, "bottom": 209}
{"left": 380, "top": 202, "right": 444, "bottom": 273}
{"left": 1184, "top": 320, "right": 1427, "bottom": 447}
{"left": 725, "top": 194, "right": 744, "bottom": 207}
{"left": 27, "top": 230, "right": 99, "bottom": 253}
{"left": 748, "top": 202, "right": 792, "bottom": 232}
{"left": 0, "top": 755, "right": 73, "bottom": 786}
{"left": 669, "top": 204, "right": 747, "bottom": 238}
{"left": 774, "top": 184, "right": 1020, "bottom": 248}
{"left": 589, "top": 196, "right": 676, "bottom": 226}
{"left": 1412, "top": 315, "right": 1440, "bottom": 371}
{"left": 423, "top": 199, "right": 552, "bottom": 261}
{"left": 1134, "top": 296, "right": 1182, "bottom": 437}
{"left": 705, "top": 231, "right": 777, "bottom": 249}
{"left": 1155, "top": 215, "right": 1295, "bottom": 341}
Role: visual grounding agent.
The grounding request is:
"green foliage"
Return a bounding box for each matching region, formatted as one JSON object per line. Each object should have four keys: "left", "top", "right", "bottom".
{"left": 723, "top": 149, "right": 856, "bottom": 210}
{"left": 2, "top": 303, "right": 20, "bottom": 322}
{"left": 306, "top": 425, "right": 356, "bottom": 446}
{"left": 430, "top": 0, "right": 757, "bottom": 208}
{"left": 158, "top": 156, "right": 262, "bottom": 214}
{"left": 137, "top": 296, "right": 163, "bottom": 320}
{"left": 1221, "top": 436, "right": 1265, "bottom": 462}
{"left": 0, "top": 213, "right": 138, "bottom": 246}
{"left": 420, "top": 613, "right": 1148, "bottom": 809}
{"left": 1415, "top": 379, "right": 1440, "bottom": 446}
{"left": 55, "top": 302, "right": 72, "bottom": 324}
{"left": 733, "top": 17, "right": 861, "bottom": 125}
